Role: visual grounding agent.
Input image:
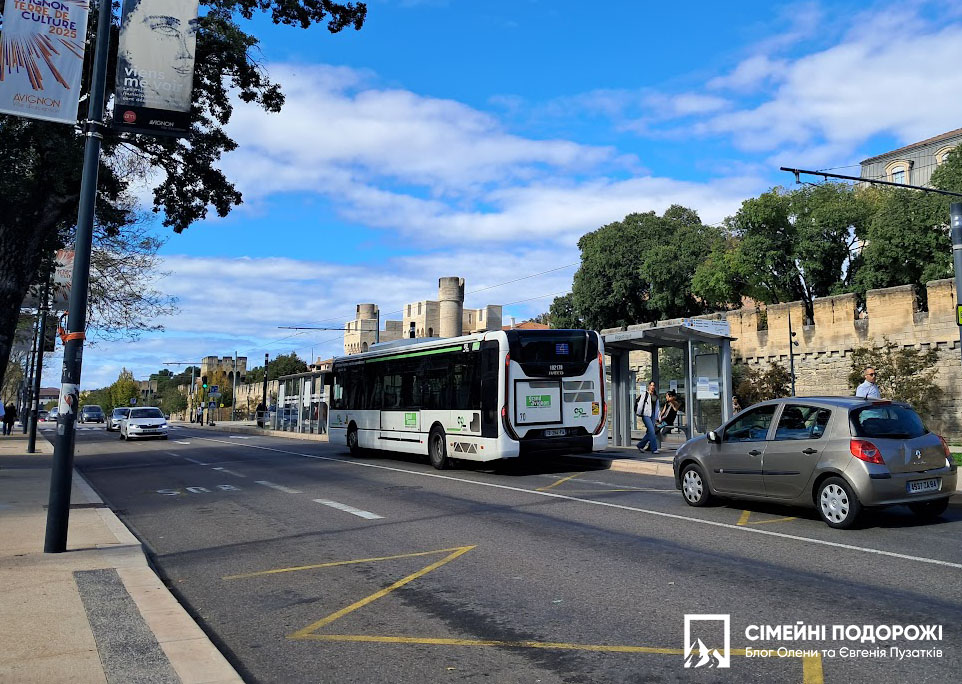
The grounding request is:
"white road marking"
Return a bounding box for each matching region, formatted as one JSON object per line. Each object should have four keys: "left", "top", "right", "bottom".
{"left": 213, "top": 467, "right": 246, "bottom": 478}
{"left": 254, "top": 480, "right": 302, "bottom": 494}
{"left": 193, "top": 436, "right": 962, "bottom": 570}
{"left": 175, "top": 440, "right": 191, "bottom": 445}
{"left": 181, "top": 456, "right": 209, "bottom": 466}
{"left": 228, "top": 436, "right": 251, "bottom": 439}
{"left": 313, "top": 499, "right": 383, "bottom": 520}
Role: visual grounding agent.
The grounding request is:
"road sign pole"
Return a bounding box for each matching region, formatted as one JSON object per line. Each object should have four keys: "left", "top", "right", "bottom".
{"left": 44, "top": 0, "right": 113, "bottom": 554}
{"left": 951, "top": 203, "right": 962, "bottom": 362}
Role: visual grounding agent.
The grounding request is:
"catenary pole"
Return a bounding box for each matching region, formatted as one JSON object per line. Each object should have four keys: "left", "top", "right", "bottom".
{"left": 27, "top": 272, "right": 52, "bottom": 453}
{"left": 44, "top": 0, "right": 113, "bottom": 553}
{"left": 951, "top": 203, "right": 962, "bottom": 363}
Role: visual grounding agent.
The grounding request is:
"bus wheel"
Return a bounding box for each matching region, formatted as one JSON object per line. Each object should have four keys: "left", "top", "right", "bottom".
{"left": 429, "top": 428, "right": 448, "bottom": 470}
{"left": 347, "top": 426, "right": 360, "bottom": 456}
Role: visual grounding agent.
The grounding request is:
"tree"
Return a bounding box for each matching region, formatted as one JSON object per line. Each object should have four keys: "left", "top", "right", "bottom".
{"left": 693, "top": 184, "right": 868, "bottom": 322}
{"left": 566, "top": 206, "right": 726, "bottom": 330}
{"left": 733, "top": 363, "right": 791, "bottom": 408}
{"left": 548, "top": 294, "right": 584, "bottom": 329}
{"left": 848, "top": 339, "right": 941, "bottom": 418}
{"left": 0, "top": 1, "right": 367, "bottom": 392}
{"left": 109, "top": 369, "right": 140, "bottom": 410}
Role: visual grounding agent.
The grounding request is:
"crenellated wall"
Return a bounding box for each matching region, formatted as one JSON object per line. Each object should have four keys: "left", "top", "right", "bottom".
{"left": 727, "top": 279, "right": 961, "bottom": 438}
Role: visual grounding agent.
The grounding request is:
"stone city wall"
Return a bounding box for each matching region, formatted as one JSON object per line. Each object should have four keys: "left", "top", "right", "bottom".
{"left": 726, "top": 279, "right": 961, "bottom": 439}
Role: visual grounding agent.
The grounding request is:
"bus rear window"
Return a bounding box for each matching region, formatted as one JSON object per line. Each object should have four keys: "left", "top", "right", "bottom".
{"left": 509, "top": 331, "right": 595, "bottom": 364}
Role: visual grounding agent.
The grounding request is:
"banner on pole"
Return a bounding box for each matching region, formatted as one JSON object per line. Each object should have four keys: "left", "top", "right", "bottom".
{"left": 0, "top": 0, "right": 90, "bottom": 124}
{"left": 112, "top": 0, "right": 199, "bottom": 137}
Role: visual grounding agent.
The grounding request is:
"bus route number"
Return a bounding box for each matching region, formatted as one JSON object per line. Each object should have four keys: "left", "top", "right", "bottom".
{"left": 549, "top": 364, "right": 563, "bottom": 376}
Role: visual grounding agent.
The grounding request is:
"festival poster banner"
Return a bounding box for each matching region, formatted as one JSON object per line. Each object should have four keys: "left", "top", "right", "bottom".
{"left": 112, "top": 0, "right": 199, "bottom": 137}
{"left": 0, "top": 0, "right": 89, "bottom": 123}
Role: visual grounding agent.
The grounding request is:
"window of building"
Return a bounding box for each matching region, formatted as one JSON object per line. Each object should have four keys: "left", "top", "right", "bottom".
{"left": 418, "top": 302, "right": 422, "bottom": 315}
{"left": 407, "top": 305, "right": 411, "bottom": 316}
{"left": 891, "top": 167, "right": 905, "bottom": 184}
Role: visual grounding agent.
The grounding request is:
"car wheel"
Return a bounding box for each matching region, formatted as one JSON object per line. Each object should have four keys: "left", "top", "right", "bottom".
{"left": 681, "top": 464, "right": 712, "bottom": 507}
{"left": 119, "top": 431, "right": 125, "bottom": 440}
{"left": 908, "top": 498, "right": 949, "bottom": 520}
{"left": 347, "top": 426, "right": 360, "bottom": 456}
{"left": 817, "top": 477, "right": 862, "bottom": 529}
{"left": 429, "top": 428, "right": 449, "bottom": 470}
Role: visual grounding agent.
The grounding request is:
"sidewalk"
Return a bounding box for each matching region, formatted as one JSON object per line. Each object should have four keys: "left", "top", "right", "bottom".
{"left": 0, "top": 429, "right": 242, "bottom": 684}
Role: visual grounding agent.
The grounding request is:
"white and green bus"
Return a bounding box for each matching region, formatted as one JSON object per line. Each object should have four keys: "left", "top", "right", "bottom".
{"left": 328, "top": 329, "right": 608, "bottom": 468}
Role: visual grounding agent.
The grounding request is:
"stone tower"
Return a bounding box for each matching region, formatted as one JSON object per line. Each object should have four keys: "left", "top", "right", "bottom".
{"left": 438, "top": 277, "right": 465, "bottom": 338}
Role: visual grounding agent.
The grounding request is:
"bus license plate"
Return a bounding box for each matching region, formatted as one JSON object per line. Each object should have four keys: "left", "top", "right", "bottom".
{"left": 544, "top": 429, "right": 566, "bottom": 437}
{"left": 907, "top": 478, "right": 940, "bottom": 494}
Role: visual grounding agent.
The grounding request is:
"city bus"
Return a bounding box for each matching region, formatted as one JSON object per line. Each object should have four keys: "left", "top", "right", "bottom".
{"left": 328, "top": 329, "right": 607, "bottom": 468}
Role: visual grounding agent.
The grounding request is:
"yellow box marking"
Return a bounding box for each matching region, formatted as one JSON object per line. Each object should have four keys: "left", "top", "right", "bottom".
{"left": 737, "top": 510, "right": 752, "bottom": 525}
{"left": 227, "top": 544, "right": 822, "bottom": 683}
{"left": 737, "top": 510, "right": 797, "bottom": 526}
{"left": 537, "top": 472, "right": 581, "bottom": 491}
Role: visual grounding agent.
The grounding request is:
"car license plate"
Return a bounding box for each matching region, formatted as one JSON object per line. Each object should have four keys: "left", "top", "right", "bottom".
{"left": 544, "top": 428, "right": 566, "bottom": 437}
{"left": 907, "top": 478, "right": 940, "bottom": 494}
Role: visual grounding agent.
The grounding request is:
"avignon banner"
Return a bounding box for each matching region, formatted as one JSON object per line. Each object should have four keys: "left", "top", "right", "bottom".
{"left": 0, "top": 0, "right": 90, "bottom": 124}
{"left": 112, "top": 0, "right": 199, "bottom": 137}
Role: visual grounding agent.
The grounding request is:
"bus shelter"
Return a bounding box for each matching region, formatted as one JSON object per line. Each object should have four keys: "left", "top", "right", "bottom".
{"left": 603, "top": 318, "right": 735, "bottom": 447}
{"left": 275, "top": 370, "right": 329, "bottom": 435}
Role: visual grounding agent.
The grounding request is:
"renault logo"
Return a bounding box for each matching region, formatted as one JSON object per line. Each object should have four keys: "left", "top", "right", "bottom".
{"left": 914, "top": 449, "right": 922, "bottom": 460}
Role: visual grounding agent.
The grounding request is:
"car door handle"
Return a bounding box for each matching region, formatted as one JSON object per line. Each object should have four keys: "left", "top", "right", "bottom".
{"left": 802, "top": 448, "right": 818, "bottom": 455}
{"left": 748, "top": 449, "right": 762, "bottom": 456}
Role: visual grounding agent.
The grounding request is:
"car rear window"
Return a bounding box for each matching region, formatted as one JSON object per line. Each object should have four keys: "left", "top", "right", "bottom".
{"left": 851, "top": 405, "right": 926, "bottom": 439}
{"left": 130, "top": 408, "right": 164, "bottom": 419}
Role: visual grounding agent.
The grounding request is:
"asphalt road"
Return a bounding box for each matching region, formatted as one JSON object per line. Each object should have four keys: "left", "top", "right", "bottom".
{"left": 41, "top": 424, "right": 962, "bottom": 683}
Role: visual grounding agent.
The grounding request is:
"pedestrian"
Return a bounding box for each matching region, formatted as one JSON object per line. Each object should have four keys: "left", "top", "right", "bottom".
{"left": 656, "top": 391, "right": 680, "bottom": 438}
{"left": 732, "top": 395, "right": 742, "bottom": 414}
{"left": 635, "top": 380, "right": 660, "bottom": 454}
{"left": 855, "top": 366, "right": 882, "bottom": 399}
{"left": 0, "top": 401, "right": 6, "bottom": 435}
{"left": 318, "top": 401, "right": 328, "bottom": 434}
{"left": 196, "top": 404, "right": 205, "bottom": 425}
{"left": 255, "top": 401, "right": 266, "bottom": 428}
{"left": 2, "top": 403, "right": 17, "bottom": 435}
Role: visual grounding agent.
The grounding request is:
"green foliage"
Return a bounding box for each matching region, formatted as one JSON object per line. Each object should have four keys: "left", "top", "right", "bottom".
{"left": 848, "top": 339, "right": 941, "bottom": 418}
{"left": 109, "top": 369, "right": 140, "bottom": 410}
{"left": 157, "top": 385, "right": 188, "bottom": 413}
{"left": 567, "top": 206, "right": 727, "bottom": 330}
{"left": 693, "top": 184, "right": 869, "bottom": 321}
{"left": 734, "top": 363, "right": 792, "bottom": 407}
{"left": 548, "top": 293, "right": 584, "bottom": 329}
{"left": 245, "top": 353, "right": 308, "bottom": 383}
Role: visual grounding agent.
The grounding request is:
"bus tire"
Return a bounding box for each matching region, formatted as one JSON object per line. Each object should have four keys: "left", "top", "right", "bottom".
{"left": 429, "top": 427, "right": 448, "bottom": 470}
{"left": 347, "top": 425, "right": 361, "bottom": 456}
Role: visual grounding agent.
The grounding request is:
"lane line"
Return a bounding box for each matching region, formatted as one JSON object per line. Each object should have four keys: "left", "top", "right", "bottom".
{"left": 224, "top": 546, "right": 471, "bottom": 580}
{"left": 737, "top": 510, "right": 751, "bottom": 526}
{"left": 537, "top": 472, "right": 581, "bottom": 491}
{"left": 255, "top": 480, "right": 302, "bottom": 494}
{"left": 174, "top": 440, "right": 191, "bottom": 445}
{"left": 212, "top": 467, "right": 246, "bottom": 478}
{"left": 191, "top": 436, "right": 962, "bottom": 570}
{"left": 313, "top": 499, "right": 383, "bottom": 520}
{"left": 181, "top": 456, "right": 209, "bottom": 466}
{"left": 228, "top": 436, "right": 251, "bottom": 439}
{"left": 289, "top": 546, "right": 474, "bottom": 637}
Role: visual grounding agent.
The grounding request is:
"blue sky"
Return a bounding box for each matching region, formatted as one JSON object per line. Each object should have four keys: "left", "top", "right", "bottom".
{"left": 45, "top": 0, "right": 962, "bottom": 389}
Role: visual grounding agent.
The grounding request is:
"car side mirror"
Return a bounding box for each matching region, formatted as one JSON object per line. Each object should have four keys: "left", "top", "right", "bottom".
{"left": 707, "top": 430, "right": 720, "bottom": 444}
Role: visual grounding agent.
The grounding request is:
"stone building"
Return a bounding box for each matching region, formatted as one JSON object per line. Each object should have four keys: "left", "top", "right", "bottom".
{"left": 200, "top": 355, "right": 247, "bottom": 385}
{"left": 860, "top": 127, "right": 961, "bottom": 187}
{"left": 343, "top": 277, "right": 503, "bottom": 355}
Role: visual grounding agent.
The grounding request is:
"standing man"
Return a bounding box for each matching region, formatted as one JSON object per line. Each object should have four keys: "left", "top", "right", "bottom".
{"left": 856, "top": 367, "right": 882, "bottom": 399}
{"left": 3, "top": 402, "right": 17, "bottom": 435}
{"left": 635, "top": 380, "right": 660, "bottom": 454}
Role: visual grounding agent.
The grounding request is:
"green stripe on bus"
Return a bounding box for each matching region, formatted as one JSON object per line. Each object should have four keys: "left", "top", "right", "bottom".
{"left": 365, "top": 345, "right": 466, "bottom": 364}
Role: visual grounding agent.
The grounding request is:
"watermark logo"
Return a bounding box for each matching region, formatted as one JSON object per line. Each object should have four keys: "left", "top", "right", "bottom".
{"left": 684, "top": 614, "right": 730, "bottom": 669}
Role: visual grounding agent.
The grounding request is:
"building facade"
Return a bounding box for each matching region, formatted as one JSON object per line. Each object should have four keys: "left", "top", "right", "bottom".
{"left": 860, "top": 127, "right": 962, "bottom": 187}
{"left": 343, "top": 277, "right": 503, "bottom": 355}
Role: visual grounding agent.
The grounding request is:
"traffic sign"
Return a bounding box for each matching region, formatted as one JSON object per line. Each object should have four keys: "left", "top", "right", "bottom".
{"left": 209, "top": 391, "right": 221, "bottom": 398}
{"left": 957, "top": 304, "right": 962, "bottom": 326}
{"left": 210, "top": 385, "right": 219, "bottom": 394}
{"left": 209, "top": 401, "right": 216, "bottom": 409}
{"left": 129, "top": 398, "right": 136, "bottom": 405}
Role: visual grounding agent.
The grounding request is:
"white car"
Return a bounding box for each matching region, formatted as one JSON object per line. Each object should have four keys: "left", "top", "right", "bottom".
{"left": 106, "top": 407, "right": 130, "bottom": 432}
{"left": 120, "top": 407, "right": 168, "bottom": 440}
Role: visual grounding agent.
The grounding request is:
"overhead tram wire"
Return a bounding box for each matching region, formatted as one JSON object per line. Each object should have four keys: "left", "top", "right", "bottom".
{"left": 780, "top": 167, "right": 962, "bottom": 197}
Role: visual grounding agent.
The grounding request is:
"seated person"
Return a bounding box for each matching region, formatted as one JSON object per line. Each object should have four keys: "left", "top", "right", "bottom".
{"left": 656, "top": 391, "right": 681, "bottom": 436}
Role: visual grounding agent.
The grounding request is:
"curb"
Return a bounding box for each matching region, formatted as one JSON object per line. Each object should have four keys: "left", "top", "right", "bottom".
{"left": 49, "top": 434, "right": 244, "bottom": 684}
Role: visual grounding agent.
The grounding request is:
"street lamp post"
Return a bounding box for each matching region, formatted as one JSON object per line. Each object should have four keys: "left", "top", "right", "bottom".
{"left": 788, "top": 309, "right": 799, "bottom": 396}
{"left": 951, "top": 203, "right": 962, "bottom": 363}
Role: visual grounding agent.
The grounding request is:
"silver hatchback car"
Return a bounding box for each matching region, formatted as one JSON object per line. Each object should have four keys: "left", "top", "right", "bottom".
{"left": 673, "top": 397, "right": 957, "bottom": 528}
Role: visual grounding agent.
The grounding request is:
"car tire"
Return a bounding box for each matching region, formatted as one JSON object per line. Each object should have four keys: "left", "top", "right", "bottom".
{"left": 817, "top": 477, "right": 862, "bottom": 529}
{"left": 119, "top": 431, "right": 125, "bottom": 440}
{"left": 908, "top": 498, "right": 949, "bottom": 520}
{"left": 680, "top": 463, "right": 712, "bottom": 507}
{"left": 429, "top": 427, "right": 449, "bottom": 470}
{"left": 347, "top": 426, "right": 360, "bottom": 456}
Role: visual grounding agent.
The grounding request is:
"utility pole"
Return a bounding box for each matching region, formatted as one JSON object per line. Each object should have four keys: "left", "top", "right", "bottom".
{"left": 951, "top": 203, "right": 962, "bottom": 362}
{"left": 27, "top": 271, "right": 52, "bottom": 453}
{"left": 232, "top": 350, "right": 238, "bottom": 421}
{"left": 788, "top": 309, "right": 799, "bottom": 396}
{"left": 261, "top": 353, "right": 269, "bottom": 426}
{"left": 22, "top": 294, "right": 43, "bottom": 434}
{"left": 44, "top": 0, "right": 112, "bottom": 553}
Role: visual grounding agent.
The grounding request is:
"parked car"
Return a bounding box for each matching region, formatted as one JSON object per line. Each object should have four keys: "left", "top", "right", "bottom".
{"left": 106, "top": 407, "right": 130, "bottom": 432}
{"left": 79, "top": 405, "right": 105, "bottom": 424}
{"left": 47, "top": 407, "right": 59, "bottom": 421}
{"left": 38, "top": 410, "right": 50, "bottom": 422}
{"left": 673, "top": 397, "right": 957, "bottom": 529}
{"left": 120, "top": 407, "right": 168, "bottom": 440}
